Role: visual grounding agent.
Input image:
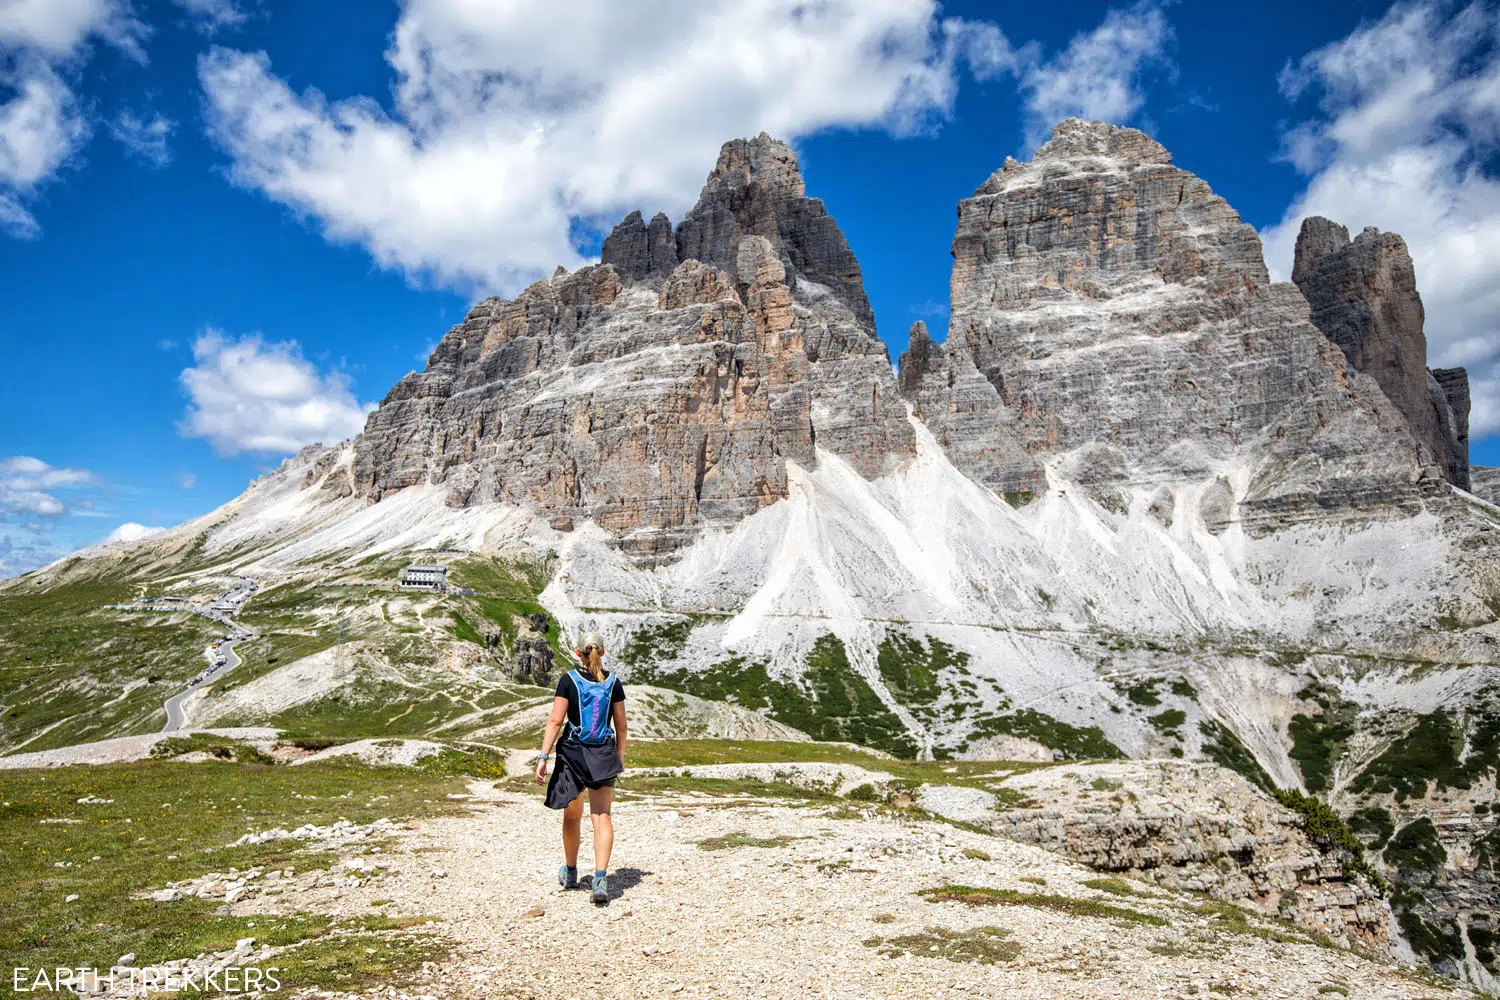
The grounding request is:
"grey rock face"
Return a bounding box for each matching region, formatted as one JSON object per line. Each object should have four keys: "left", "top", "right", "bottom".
{"left": 675, "top": 134, "right": 876, "bottom": 332}
{"left": 1431, "top": 366, "right": 1471, "bottom": 489}
{"left": 896, "top": 321, "right": 1043, "bottom": 495}
{"left": 353, "top": 136, "right": 912, "bottom": 562}
{"left": 902, "top": 119, "right": 1431, "bottom": 528}
{"left": 1471, "top": 466, "right": 1500, "bottom": 504}
{"left": 1292, "top": 217, "right": 1470, "bottom": 488}
{"left": 600, "top": 210, "right": 678, "bottom": 285}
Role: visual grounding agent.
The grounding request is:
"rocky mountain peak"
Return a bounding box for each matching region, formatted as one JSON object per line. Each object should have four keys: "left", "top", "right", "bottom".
{"left": 907, "top": 119, "right": 1428, "bottom": 523}
{"left": 700, "top": 132, "right": 806, "bottom": 200}
{"left": 599, "top": 209, "right": 676, "bottom": 284}
{"left": 674, "top": 134, "right": 875, "bottom": 332}
{"left": 973, "top": 119, "right": 1174, "bottom": 197}
{"left": 352, "top": 132, "right": 911, "bottom": 562}
{"left": 1289, "top": 215, "right": 1352, "bottom": 285}
{"left": 356, "top": 121, "right": 1468, "bottom": 564}
{"left": 1033, "top": 116, "right": 1174, "bottom": 167}
{"left": 1292, "top": 214, "right": 1470, "bottom": 488}
{"left": 598, "top": 134, "right": 874, "bottom": 332}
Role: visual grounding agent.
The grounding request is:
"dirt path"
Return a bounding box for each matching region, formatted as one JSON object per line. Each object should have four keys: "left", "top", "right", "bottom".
{"left": 254, "top": 782, "right": 1455, "bottom": 1000}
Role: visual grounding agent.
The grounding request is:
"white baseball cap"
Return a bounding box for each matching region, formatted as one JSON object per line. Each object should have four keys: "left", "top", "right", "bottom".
{"left": 578, "top": 631, "right": 605, "bottom": 651}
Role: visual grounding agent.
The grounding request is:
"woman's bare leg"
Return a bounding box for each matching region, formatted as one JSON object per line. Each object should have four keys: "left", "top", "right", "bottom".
{"left": 588, "top": 785, "right": 615, "bottom": 871}
{"left": 562, "top": 792, "right": 584, "bottom": 867}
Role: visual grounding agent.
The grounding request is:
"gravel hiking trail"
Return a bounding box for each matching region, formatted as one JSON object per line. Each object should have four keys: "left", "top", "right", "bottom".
{"left": 248, "top": 780, "right": 1457, "bottom": 1000}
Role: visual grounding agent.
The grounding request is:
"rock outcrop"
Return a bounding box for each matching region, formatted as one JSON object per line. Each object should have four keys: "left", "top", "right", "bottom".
{"left": 1432, "top": 366, "right": 1472, "bottom": 488}
{"left": 901, "top": 119, "right": 1433, "bottom": 528}
{"left": 507, "top": 613, "right": 554, "bottom": 686}
{"left": 600, "top": 210, "right": 677, "bottom": 285}
{"left": 1292, "top": 218, "right": 1470, "bottom": 489}
{"left": 353, "top": 134, "right": 912, "bottom": 562}
{"left": 978, "top": 761, "right": 1390, "bottom": 952}
{"left": 1472, "top": 466, "right": 1500, "bottom": 504}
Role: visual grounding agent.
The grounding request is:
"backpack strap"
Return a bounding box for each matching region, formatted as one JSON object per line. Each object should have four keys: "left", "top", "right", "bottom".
{"left": 563, "top": 669, "right": 584, "bottom": 740}
{"left": 601, "top": 673, "right": 619, "bottom": 735}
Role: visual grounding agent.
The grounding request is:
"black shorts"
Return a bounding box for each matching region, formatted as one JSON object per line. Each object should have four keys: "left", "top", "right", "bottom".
{"left": 544, "top": 738, "right": 623, "bottom": 809}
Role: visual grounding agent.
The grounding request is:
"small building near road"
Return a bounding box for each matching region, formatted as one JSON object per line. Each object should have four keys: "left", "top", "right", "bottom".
{"left": 399, "top": 564, "right": 448, "bottom": 593}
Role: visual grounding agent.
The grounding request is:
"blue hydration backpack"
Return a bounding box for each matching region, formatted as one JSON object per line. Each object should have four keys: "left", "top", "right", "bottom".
{"left": 567, "top": 669, "right": 618, "bottom": 745}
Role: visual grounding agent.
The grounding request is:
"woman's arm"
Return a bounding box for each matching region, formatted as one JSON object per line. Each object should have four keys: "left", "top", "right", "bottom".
{"left": 612, "top": 701, "right": 627, "bottom": 765}
{"left": 535, "top": 695, "right": 569, "bottom": 785}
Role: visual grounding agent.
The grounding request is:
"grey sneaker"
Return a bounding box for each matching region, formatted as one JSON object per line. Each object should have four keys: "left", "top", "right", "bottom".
{"left": 558, "top": 865, "right": 578, "bottom": 890}
{"left": 591, "top": 874, "right": 609, "bottom": 905}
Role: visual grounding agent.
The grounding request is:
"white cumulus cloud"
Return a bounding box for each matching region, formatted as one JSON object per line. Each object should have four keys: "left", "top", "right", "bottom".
{"left": 109, "top": 108, "right": 174, "bottom": 167}
{"left": 0, "top": 0, "right": 143, "bottom": 59}
{"left": 0, "top": 455, "right": 104, "bottom": 575}
{"left": 197, "top": 2, "right": 1176, "bottom": 297}
{"left": 0, "top": 0, "right": 145, "bottom": 235}
{"left": 1017, "top": 0, "right": 1173, "bottom": 149}
{"left": 0, "top": 455, "right": 95, "bottom": 517}
{"left": 178, "top": 329, "right": 375, "bottom": 456}
{"left": 102, "top": 521, "right": 166, "bottom": 545}
{"left": 196, "top": 0, "right": 1020, "bottom": 296}
{"left": 1261, "top": 1, "right": 1500, "bottom": 436}
{"left": 171, "top": 0, "right": 248, "bottom": 33}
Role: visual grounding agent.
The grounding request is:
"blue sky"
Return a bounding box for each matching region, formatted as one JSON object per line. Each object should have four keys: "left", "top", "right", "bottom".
{"left": 2, "top": 0, "right": 1498, "bottom": 575}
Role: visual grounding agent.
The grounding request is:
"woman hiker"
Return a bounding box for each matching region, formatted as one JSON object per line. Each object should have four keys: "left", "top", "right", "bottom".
{"left": 535, "top": 631, "right": 627, "bottom": 905}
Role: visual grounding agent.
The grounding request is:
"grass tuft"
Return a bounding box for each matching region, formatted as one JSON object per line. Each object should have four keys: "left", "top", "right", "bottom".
{"left": 864, "top": 926, "right": 1019, "bottom": 965}
{"left": 695, "top": 832, "right": 802, "bottom": 852}
{"left": 917, "top": 885, "right": 1167, "bottom": 926}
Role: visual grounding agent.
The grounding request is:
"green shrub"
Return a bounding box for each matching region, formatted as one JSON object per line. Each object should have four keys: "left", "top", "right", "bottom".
{"left": 149, "top": 735, "right": 273, "bottom": 765}
{"left": 1475, "top": 825, "right": 1500, "bottom": 874}
{"left": 1083, "top": 877, "right": 1136, "bottom": 896}
{"left": 865, "top": 926, "right": 1019, "bottom": 964}
{"left": 1383, "top": 818, "right": 1446, "bottom": 873}
{"left": 280, "top": 735, "right": 353, "bottom": 752}
{"left": 1350, "top": 710, "right": 1472, "bottom": 802}
{"left": 1149, "top": 709, "right": 1186, "bottom": 733}
{"left": 1347, "top": 806, "right": 1394, "bottom": 851}
{"left": 967, "top": 709, "right": 1122, "bottom": 760}
{"left": 620, "top": 618, "right": 695, "bottom": 669}
{"left": 696, "top": 832, "right": 801, "bottom": 852}
{"left": 634, "top": 635, "right": 918, "bottom": 757}
{"left": 1288, "top": 712, "right": 1354, "bottom": 794}
{"left": 1468, "top": 925, "right": 1498, "bottom": 973}
{"left": 875, "top": 631, "right": 966, "bottom": 707}
{"left": 416, "top": 745, "right": 509, "bottom": 779}
{"left": 1199, "top": 720, "right": 1275, "bottom": 794}
{"left": 1273, "top": 788, "right": 1384, "bottom": 891}
{"left": 1396, "top": 907, "right": 1463, "bottom": 963}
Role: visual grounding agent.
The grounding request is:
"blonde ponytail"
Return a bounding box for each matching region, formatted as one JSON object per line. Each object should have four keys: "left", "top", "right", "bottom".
{"left": 583, "top": 645, "right": 605, "bottom": 682}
